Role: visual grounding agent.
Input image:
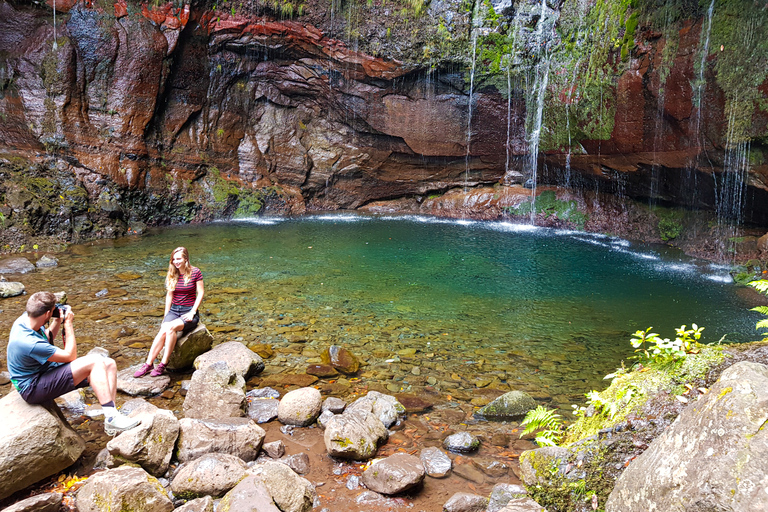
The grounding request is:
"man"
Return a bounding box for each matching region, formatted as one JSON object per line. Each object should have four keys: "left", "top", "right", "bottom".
{"left": 7, "top": 291, "right": 139, "bottom": 436}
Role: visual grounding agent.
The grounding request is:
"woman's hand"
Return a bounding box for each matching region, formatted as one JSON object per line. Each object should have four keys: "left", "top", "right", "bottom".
{"left": 181, "top": 311, "right": 195, "bottom": 322}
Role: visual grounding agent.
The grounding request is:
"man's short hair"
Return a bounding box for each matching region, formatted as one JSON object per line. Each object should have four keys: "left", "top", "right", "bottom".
{"left": 26, "top": 291, "right": 57, "bottom": 318}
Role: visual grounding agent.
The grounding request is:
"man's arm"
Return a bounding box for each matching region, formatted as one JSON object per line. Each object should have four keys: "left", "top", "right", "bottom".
{"left": 47, "top": 309, "right": 77, "bottom": 363}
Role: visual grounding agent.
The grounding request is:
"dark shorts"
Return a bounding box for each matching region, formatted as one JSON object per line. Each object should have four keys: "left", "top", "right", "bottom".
{"left": 21, "top": 363, "right": 89, "bottom": 405}
{"left": 163, "top": 304, "right": 200, "bottom": 337}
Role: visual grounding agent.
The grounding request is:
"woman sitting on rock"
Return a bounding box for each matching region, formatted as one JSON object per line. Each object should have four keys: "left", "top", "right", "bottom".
{"left": 134, "top": 247, "right": 204, "bottom": 377}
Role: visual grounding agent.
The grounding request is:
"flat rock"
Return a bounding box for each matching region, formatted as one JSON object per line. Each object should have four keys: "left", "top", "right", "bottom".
{"left": 322, "top": 396, "right": 346, "bottom": 414}
{"left": 75, "top": 466, "right": 173, "bottom": 512}
{"left": 35, "top": 255, "right": 58, "bottom": 268}
{"left": 0, "top": 492, "right": 62, "bottom": 512}
{"left": 452, "top": 463, "right": 486, "bottom": 484}
{"left": 306, "top": 364, "right": 338, "bottom": 377}
{"left": 176, "top": 417, "right": 266, "bottom": 463}
{"left": 394, "top": 393, "right": 433, "bottom": 413}
{"left": 247, "top": 398, "right": 279, "bottom": 423}
{"left": 247, "top": 387, "right": 281, "bottom": 399}
{"left": 420, "top": 446, "right": 452, "bottom": 478}
{"left": 0, "top": 257, "right": 34, "bottom": 274}
{"left": 362, "top": 453, "right": 425, "bottom": 495}
{"left": 194, "top": 341, "right": 263, "bottom": 378}
{"left": 496, "top": 497, "right": 549, "bottom": 512}
{"left": 0, "top": 281, "right": 25, "bottom": 298}
{"left": 278, "top": 453, "right": 310, "bottom": 475}
{"left": 117, "top": 365, "right": 171, "bottom": 396}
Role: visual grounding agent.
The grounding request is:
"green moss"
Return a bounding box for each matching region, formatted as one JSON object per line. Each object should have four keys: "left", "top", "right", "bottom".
{"left": 506, "top": 190, "right": 588, "bottom": 228}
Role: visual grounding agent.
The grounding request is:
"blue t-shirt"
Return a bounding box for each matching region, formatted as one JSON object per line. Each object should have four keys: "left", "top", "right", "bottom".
{"left": 7, "top": 313, "right": 60, "bottom": 396}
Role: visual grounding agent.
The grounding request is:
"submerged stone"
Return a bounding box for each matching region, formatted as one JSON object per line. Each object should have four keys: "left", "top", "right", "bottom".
{"left": 473, "top": 390, "right": 537, "bottom": 420}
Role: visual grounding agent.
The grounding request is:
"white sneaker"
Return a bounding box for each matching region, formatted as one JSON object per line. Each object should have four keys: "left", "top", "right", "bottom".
{"left": 104, "top": 412, "right": 140, "bottom": 436}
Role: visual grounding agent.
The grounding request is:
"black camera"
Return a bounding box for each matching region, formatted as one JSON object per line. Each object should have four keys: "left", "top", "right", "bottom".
{"left": 51, "top": 303, "right": 70, "bottom": 318}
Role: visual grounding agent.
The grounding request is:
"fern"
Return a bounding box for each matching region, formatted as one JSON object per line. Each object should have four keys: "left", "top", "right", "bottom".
{"left": 520, "top": 406, "right": 564, "bottom": 447}
{"left": 748, "top": 280, "right": 768, "bottom": 339}
{"left": 749, "top": 280, "right": 768, "bottom": 294}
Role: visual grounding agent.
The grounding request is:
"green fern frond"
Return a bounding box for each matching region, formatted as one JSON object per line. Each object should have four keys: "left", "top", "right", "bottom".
{"left": 748, "top": 280, "right": 768, "bottom": 294}
{"left": 751, "top": 306, "right": 768, "bottom": 316}
{"left": 535, "top": 430, "right": 563, "bottom": 447}
{"left": 756, "top": 319, "right": 768, "bottom": 329}
{"left": 520, "top": 405, "right": 564, "bottom": 442}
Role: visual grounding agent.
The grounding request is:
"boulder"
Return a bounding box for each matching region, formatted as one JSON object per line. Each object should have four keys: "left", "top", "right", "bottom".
{"left": 320, "top": 345, "right": 359, "bottom": 374}
{"left": 443, "top": 432, "right": 480, "bottom": 453}
{"left": 277, "top": 387, "right": 322, "bottom": 426}
{"left": 170, "top": 453, "right": 248, "bottom": 499}
{"left": 35, "top": 255, "right": 58, "bottom": 268}
{"left": 0, "top": 392, "right": 85, "bottom": 500}
{"left": 76, "top": 466, "right": 173, "bottom": 512}
{"left": 487, "top": 483, "right": 529, "bottom": 512}
{"left": 0, "top": 281, "right": 24, "bottom": 298}
{"left": 117, "top": 365, "right": 171, "bottom": 396}
{"left": 106, "top": 399, "right": 179, "bottom": 476}
{"left": 420, "top": 446, "right": 452, "bottom": 477}
{"left": 247, "top": 461, "right": 316, "bottom": 512}
{"left": 346, "top": 391, "right": 405, "bottom": 427}
{"left": 323, "top": 408, "right": 389, "bottom": 460}
{"left": 473, "top": 390, "right": 537, "bottom": 420}
{"left": 605, "top": 361, "right": 768, "bottom": 512}
{"left": 361, "top": 453, "right": 425, "bottom": 495}
{"left": 218, "top": 475, "right": 281, "bottom": 512}
{"left": 173, "top": 496, "right": 214, "bottom": 512}
{"left": 176, "top": 417, "right": 266, "bottom": 463}
{"left": 0, "top": 492, "right": 62, "bottom": 512}
{"left": 183, "top": 362, "right": 246, "bottom": 419}
{"left": 0, "top": 257, "right": 34, "bottom": 274}
{"left": 193, "top": 341, "right": 264, "bottom": 378}
{"left": 322, "top": 396, "right": 346, "bottom": 413}
{"left": 443, "top": 492, "right": 489, "bottom": 512}
{"left": 167, "top": 324, "right": 215, "bottom": 371}
{"left": 247, "top": 398, "right": 279, "bottom": 423}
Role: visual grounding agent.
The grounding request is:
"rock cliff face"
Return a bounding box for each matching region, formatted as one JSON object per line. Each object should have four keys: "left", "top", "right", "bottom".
{"left": 1, "top": 0, "right": 767, "bottom": 250}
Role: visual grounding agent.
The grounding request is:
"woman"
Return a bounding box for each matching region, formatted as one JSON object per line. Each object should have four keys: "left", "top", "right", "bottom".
{"left": 134, "top": 247, "right": 204, "bottom": 377}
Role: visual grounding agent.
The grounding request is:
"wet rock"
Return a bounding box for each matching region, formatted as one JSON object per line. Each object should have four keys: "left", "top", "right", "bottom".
{"left": 487, "top": 483, "right": 528, "bottom": 512}
{"left": 174, "top": 496, "right": 214, "bottom": 512}
{"left": 277, "top": 387, "right": 322, "bottom": 426}
{"left": 176, "top": 417, "right": 266, "bottom": 463}
{"left": 317, "top": 410, "right": 335, "bottom": 429}
{"left": 0, "top": 492, "right": 62, "bottom": 512}
{"left": 218, "top": 475, "right": 281, "bottom": 512}
{"left": 443, "top": 432, "right": 480, "bottom": 453}
{"left": 361, "top": 453, "right": 425, "bottom": 495}
{"left": 107, "top": 399, "right": 179, "bottom": 476}
{"left": 472, "top": 457, "right": 511, "bottom": 477}
{"left": 321, "top": 345, "right": 359, "bottom": 374}
{"left": 250, "top": 343, "right": 275, "bottom": 359}
{"left": 606, "top": 361, "right": 768, "bottom": 512}
{"left": 279, "top": 453, "right": 310, "bottom": 475}
{"left": 420, "top": 446, "right": 452, "bottom": 478}
{"left": 322, "top": 396, "right": 346, "bottom": 413}
{"left": 166, "top": 325, "right": 215, "bottom": 371}
{"left": 248, "top": 460, "right": 316, "bottom": 512}
{"left": 183, "top": 362, "right": 246, "bottom": 419}
{"left": 194, "top": 340, "right": 264, "bottom": 378}
{"left": 452, "top": 463, "right": 486, "bottom": 484}
{"left": 0, "top": 371, "right": 10, "bottom": 385}
{"left": 247, "top": 387, "right": 281, "bottom": 399}
{"left": 473, "top": 390, "right": 537, "bottom": 420}
{"left": 76, "top": 466, "right": 173, "bottom": 512}
{"left": 35, "top": 255, "right": 58, "bottom": 268}
{"left": 262, "top": 440, "right": 285, "bottom": 459}
{"left": 306, "top": 364, "right": 338, "bottom": 377}
{"left": 259, "top": 373, "right": 319, "bottom": 388}
{"left": 324, "top": 409, "right": 388, "bottom": 460}
{"left": 394, "top": 393, "right": 433, "bottom": 413}
{"left": 495, "top": 498, "right": 549, "bottom": 511}
{"left": 54, "top": 388, "right": 86, "bottom": 414}
{"left": 112, "top": 326, "right": 135, "bottom": 338}
{"left": 248, "top": 398, "right": 279, "bottom": 423}
{"left": 0, "top": 281, "right": 24, "bottom": 298}
{"left": 346, "top": 391, "right": 405, "bottom": 428}
{"left": 117, "top": 365, "right": 171, "bottom": 396}
{"left": 0, "top": 257, "right": 34, "bottom": 274}
{"left": 171, "top": 453, "right": 248, "bottom": 499}
{"left": 0, "top": 392, "right": 85, "bottom": 500}
{"left": 443, "top": 492, "right": 488, "bottom": 512}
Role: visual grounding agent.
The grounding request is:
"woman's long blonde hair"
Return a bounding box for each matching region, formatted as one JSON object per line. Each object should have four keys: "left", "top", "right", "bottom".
{"left": 166, "top": 247, "right": 192, "bottom": 291}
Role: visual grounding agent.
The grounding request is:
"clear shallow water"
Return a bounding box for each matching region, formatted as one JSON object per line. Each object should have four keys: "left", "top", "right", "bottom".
{"left": 22, "top": 213, "right": 760, "bottom": 411}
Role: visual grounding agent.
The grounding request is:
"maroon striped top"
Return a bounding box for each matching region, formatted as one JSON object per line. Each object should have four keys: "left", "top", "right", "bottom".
{"left": 171, "top": 267, "right": 203, "bottom": 307}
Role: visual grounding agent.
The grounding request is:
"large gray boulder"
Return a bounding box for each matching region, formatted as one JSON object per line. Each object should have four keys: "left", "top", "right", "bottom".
{"left": 170, "top": 453, "right": 248, "bottom": 499}
{"left": 323, "top": 408, "right": 389, "bottom": 460}
{"left": 361, "top": 453, "right": 425, "bottom": 495}
{"left": 0, "top": 392, "right": 85, "bottom": 500}
{"left": 247, "top": 461, "right": 316, "bottom": 512}
{"left": 167, "top": 325, "right": 215, "bottom": 371}
{"left": 183, "top": 361, "right": 246, "bottom": 419}
{"left": 218, "top": 475, "right": 281, "bottom": 512}
{"left": 346, "top": 391, "right": 405, "bottom": 428}
{"left": 606, "top": 361, "right": 768, "bottom": 512}
{"left": 277, "top": 387, "right": 322, "bottom": 426}
{"left": 76, "top": 466, "right": 173, "bottom": 512}
{"left": 0, "top": 281, "right": 24, "bottom": 298}
{"left": 106, "top": 399, "right": 179, "bottom": 476}
{"left": 117, "top": 365, "right": 171, "bottom": 396}
{"left": 176, "top": 417, "right": 266, "bottom": 463}
{"left": 194, "top": 341, "right": 264, "bottom": 378}
{"left": 473, "top": 390, "right": 537, "bottom": 420}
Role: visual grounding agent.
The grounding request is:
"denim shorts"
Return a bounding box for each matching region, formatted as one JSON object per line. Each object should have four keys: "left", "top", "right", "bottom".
{"left": 163, "top": 304, "right": 200, "bottom": 336}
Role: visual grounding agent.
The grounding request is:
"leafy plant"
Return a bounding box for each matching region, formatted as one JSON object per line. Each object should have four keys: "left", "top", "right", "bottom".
{"left": 630, "top": 324, "right": 704, "bottom": 364}
{"left": 748, "top": 280, "right": 768, "bottom": 339}
{"left": 520, "top": 406, "right": 564, "bottom": 447}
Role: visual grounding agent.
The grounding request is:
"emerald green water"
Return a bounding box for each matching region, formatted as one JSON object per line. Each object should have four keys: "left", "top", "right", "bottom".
{"left": 41, "top": 214, "right": 760, "bottom": 411}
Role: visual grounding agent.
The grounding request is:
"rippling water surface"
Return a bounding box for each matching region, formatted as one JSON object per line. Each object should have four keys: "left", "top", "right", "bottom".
{"left": 2, "top": 213, "right": 759, "bottom": 411}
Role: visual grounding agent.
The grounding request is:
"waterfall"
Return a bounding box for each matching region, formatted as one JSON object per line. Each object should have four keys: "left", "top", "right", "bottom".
{"left": 53, "top": 0, "right": 57, "bottom": 50}
{"left": 694, "top": 0, "right": 715, "bottom": 143}
{"left": 715, "top": 103, "right": 751, "bottom": 231}
{"left": 465, "top": 1, "right": 481, "bottom": 193}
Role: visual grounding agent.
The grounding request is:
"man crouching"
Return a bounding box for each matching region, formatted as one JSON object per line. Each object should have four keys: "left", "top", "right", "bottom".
{"left": 7, "top": 291, "right": 140, "bottom": 436}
